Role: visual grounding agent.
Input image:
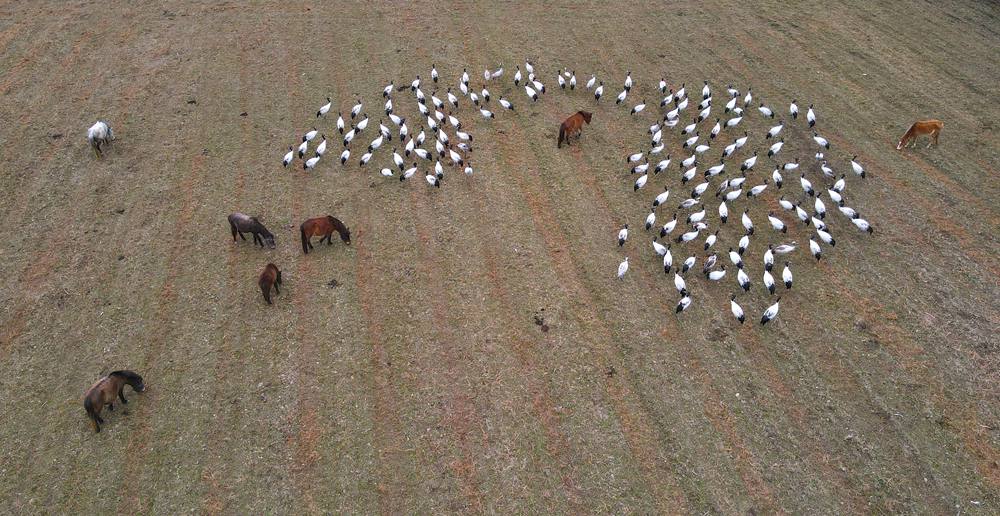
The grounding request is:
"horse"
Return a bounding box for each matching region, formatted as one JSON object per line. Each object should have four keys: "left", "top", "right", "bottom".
{"left": 897, "top": 119, "right": 943, "bottom": 150}
{"left": 557, "top": 111, "right": 592, "bottom": 148}
{"left": 83, "top": 370, "right": 145, "bottom": 432}
{"left": 259, "top": 263, "right": 282, "bottom": 304}
{"left": 87, "top": 120, "right": 115, "bottom": 158}
{"left": 228, "top": 212, "right": 276, "bottom": 249}
{"left": 300, "top": 215, "right": 351, "bottom": 254}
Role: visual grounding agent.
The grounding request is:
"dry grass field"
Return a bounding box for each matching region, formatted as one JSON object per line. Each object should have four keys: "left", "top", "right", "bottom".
{"left": 0, "top": 1, "right": 998, "bottom": 513}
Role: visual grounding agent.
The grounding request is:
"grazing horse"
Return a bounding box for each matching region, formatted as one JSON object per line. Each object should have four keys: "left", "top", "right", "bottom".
{"left": 557, "top": 111, "right": 592, "bottom": 148}
{"left": 228, "top": 212, "right": 276, "bottom": 249}
{"left": 83, "top": 370, "right": 145, "bottom": 432}
{"left": 259, "top": 263, "right": 282, "bottom": 304}
{"left": 897, "top": 119, "right": 943, "bottom": 150}
{"left": 300, "top": 215, "right": 351, "bottom": 254}
{"left": 87, "top": 120, "right": 115, "bottom": 158}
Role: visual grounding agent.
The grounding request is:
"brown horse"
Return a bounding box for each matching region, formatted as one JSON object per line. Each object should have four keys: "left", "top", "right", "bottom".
{"left": 300, "top": 215, "right": 351, "bottom": 254}
{"left": 259, "top": 263, "right": 282, "bottom": 304}
{"left": 228, "top": 212, "right": 276, "bottom": 249}
{"left": 897, "top": 119, "right": 943, "bottom": 150}
{"left": 83, "top": 370, "right": 145, "bottom": 432}
{"left": 557, "top": 111, "right": 592, "bottom": 148}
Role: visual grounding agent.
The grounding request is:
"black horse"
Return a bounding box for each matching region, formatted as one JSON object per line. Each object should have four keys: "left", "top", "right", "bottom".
{"left": 228, "top": 213, "right": 275, "bottom": 249}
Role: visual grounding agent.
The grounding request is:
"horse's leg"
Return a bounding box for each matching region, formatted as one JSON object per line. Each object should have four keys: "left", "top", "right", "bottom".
{"left": 119, "top": 386, "right": 128, "bottom": 404}
{"left": 274, "top": 282, "right": 280, "bottom": 295}
{"left": 106, "top": 402, "right": 113, "bottom": 411}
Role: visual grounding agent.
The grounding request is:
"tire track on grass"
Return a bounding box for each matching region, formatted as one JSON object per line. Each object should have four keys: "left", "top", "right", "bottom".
{"left": 709, "top": 34, "right": 1000, "bottom": 492}
{"left": 495, "top": 121, "right": 692, "bottom": 513}
{"left": 557, "top": 97, "right": 866, "bottom": 511}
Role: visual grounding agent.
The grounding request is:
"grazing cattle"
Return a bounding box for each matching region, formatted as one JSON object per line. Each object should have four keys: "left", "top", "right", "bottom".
{"left": 228, "top": 213, "right": 276, "bottom": 249}
{"left": 557, "top": 111, "right": 593, "bottom": 148}
{"left": 83, "top": 370, "right": 145, "bottom": 432}
{"left": 259, "top": 263, "right": 282, "bottom": 304}
{"left": 87, "top": 120, "right": 115, "bottom": 158}
{"left": 300, "top": 215, "right": 352, "bottom": 254}
{"left": 897, "top": 119, "right": 943, "bottom": 150}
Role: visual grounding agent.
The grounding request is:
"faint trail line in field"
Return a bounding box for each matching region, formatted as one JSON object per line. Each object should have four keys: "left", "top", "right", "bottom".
{"left": 558, "top": 94, "right": 864, "bottom": 510}
{"left": 117, "top": 152, "right": 203, "bottom": 514}
{"left": 496, "top": 120, "right": 691, "bottom": 513}
{"left": 450, "top": 30, "right": 586, "bottom": 511}
{"left": 459, "top": 133, "right": 586, "bottom": 511}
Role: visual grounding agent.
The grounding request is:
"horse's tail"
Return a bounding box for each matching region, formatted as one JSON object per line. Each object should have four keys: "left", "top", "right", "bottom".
{"left": 276, "top": 269, "right": 282, "bottom": 285}
{"left": 300, "top": 225, "right": 309, "bottom": 254}
{"left": 84, "top": 396, "right": 99, "bottom": 431}
{"left": 558, "top": 124, "right": 565, "bottom": 148}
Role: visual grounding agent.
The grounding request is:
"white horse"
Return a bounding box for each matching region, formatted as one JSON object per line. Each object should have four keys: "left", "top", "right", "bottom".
{"left": 87, "top": 120, "right": 115, "bottom": 157}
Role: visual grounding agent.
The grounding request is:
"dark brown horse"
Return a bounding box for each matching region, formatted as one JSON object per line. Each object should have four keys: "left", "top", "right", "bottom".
{"left": 259, "top": 263, "right": 282, "bottom": 304}
{"left": 228, "top": 212, "right": 276, "bottom": 249}
{"left": 300, "top": 215, "right": 351, "bottom": 254}
{"left": 557, "top": 111, "right": 592, "bottom": 148}
{"left": 83, "top": 370, "right": 145, "bottom": 432}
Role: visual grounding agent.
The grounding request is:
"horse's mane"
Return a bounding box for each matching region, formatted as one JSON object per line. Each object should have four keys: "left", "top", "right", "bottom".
{"left": 109, "top": 370, "right": 141, "bottom": 382}
{"left": 327, "top": 215, "right": 348, "bottom": 232}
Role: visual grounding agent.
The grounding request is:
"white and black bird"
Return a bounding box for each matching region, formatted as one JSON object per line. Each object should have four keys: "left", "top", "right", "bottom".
{"left": 498, "top": 97, "right": 514, "bottom": 111}
{"left": 400, "top": 163, "right": 418, "bottom": 181}
{"left": 766, "top": 121, "right": 784, "bottom": 139}
{"left": 704, "top": 229, "right": 719, "bottom": 250}
{"left": 737, "top": 267, "right": 751, "bottom": 292}
{"left": 676, "top": 295, "right": 692, "bottom": 313}
{"left": 675, "top": 225, "right": 702, "bottom": 244}
{"left": 663, "top": 245, "right": 674, "bottom": 273}
{"left": 660, "top": 213, "right": 678, "bottom": 237}
{"left": 767, "top": 212, "right": 787, "bottom": 233}
{"left": 358, "top": 152, "right": 372, "bottom": 166}
{"left": 741, "top": 152, "right": 758, "bottom": 172}
{"left": 809, "top": 237, "right": 822, "bottom": 260}
{"left": 852, "top": 217, "right": 874, "bottom": 234}
{"left": 782, "top": 262, "right": 793, "bottom": 289}
{"left": 760, "top": 297, "right": 781, "bottom": 325}
{"left": 356, "top": 115, "right": 370, "bottom": 132}
{"left": 707, "top": 159, "right": 725, "bottom": 177}
{"left": 681, "top": 255, "right": 697, "bottom": 274}
{"left": 479, "top": 107, "right": 495, "bottom": 119}
{"left": 839, "top": 204, "right": 859, "bottom": 219}
{"left": 743, "top": 87, "right": 752, "bottom": 106}
{"left": 425, "top": 173, "right": 440, "bottom": 188}
{"left": 351, "top": 100, "right": 363, "bottom": 119}
{"left": 525, "top": 84, "right": 539, "bottom": 101}
{"left": 336, "top": 112, "right": 345, "bottom": 134}
{"left": 718, "top": 200, "right": 729, "bottom": 224}
{"left": 431, "top": 63, "right": 439, "bottom": 83}
{"left": 741, "top": 209, "right": 754, "bottom": 235}
{"left": 624, "top": 71, "right": 633, "bottom": 91}
{"left": 816, "top": 227, "right": 836, "bottom": 247}
{"left": 617, "top": 224, "right": 629, "bottom": 246}
{"left": 701, "top": 80, "right": 711, "bottom": 99}
{"left": 557, "top": 71, "right": 566, "bottom": 89}
{"left": 730, "top": 294, "right": 745, "bottom": 324}
{"left": 738, "top": 234, "right": 750, "bottom": 256}
{"left": 315, "top": 135, "right": 327, "bottom": 157}
{"left": 707, "top": 265, "right": 726, "bottom": 281}
{"left": 514, "top": 66, "right": 523, "bottom": 86}
{"left": 616, "top": 88, "right": 627, "bottom": 105}
{"left": 569, "top": 71, "right": 576, "bottom": 89}
{"left": 758, "top": 102, "right": 774, "bottom": 118}
{"left": 297, "top": 139, "right": 309, "bottom": 158}
{"left": 282, "top": 146, "right": 294, "bottom": 167}
{"left": 653, "top": 156, "right": 670, "bottom": 174}
{"left": 683, "top": 133, "right": 700, "bottom": 149}
{"left": 340, "top": 148, "right": 350, "bottom": 165}
{"left": 783, "top": 159, "right": 800, "bottom": 171}
{"left": 652, "top": 238, "right": 668, "bottom": 256}
{"left": 447, "top": 88, "right": 459, "bottom": 108}
{"left": 303, "top": 127, "right": 318, "bottom": 142}
{"left": 767, "top": 139, "right": 784, "bottom": 157}
{"left": 674, "top": 272, "right": 687, "bottom": 295}
{"left": 634, "top": 173, "right": 648, "bottom": 191}
{"left": 815, "top": 196, "right": 828, "bottom": 219}
{"left": 800, "top": 174, "right": 815, "bottom": 196}
{"left": 303, "top": 155, "right": 320, "bottom": 170}
{"left": 806, "top": 104, "right": 816, "bottom": 127}
{"left": 774, "top": 243, "right": 796, "bottom": 254}
{"left": 795, "top": 202, "right": 811, "bottom": 224}
{"left": 617, "top": 257, "right": 629, "bottom": 280}
{"left": 653, "top": 186, "right": 670, "bottom": 207}
{"left": 747, "top": 180, "right": 768, "bottom": 198}
{"left": 789, "top": 100, "right": 799, "bottom": 119}
{"left": 851, "top": 155, "right": 866, "bottom": 178}
{"left": 644, "top": 210, "right": 656, "bottom": 230}
{"left": 316, "top": 97, "right": 331, "bottom": 118}
{"left": 729, "top": 247, "right": 744, "bottom": 268}
{"left": 763, "top": 270, "right": 776, "bottom": 295}
{"left": 764, "top": 245, "right": 775, "bottom": 272}
{"left": 631, "top": 100, "right": 646, "bottom": 115}
{"left": 586, "top": 74, "right": 596, "bottom": 90}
